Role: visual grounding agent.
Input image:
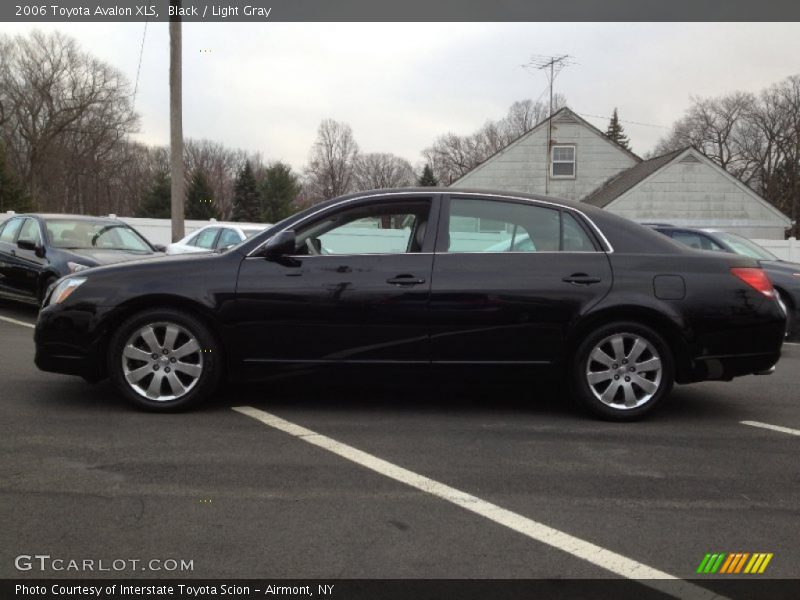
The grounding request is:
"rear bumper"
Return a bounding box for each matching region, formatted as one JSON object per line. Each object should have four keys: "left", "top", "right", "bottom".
{"left": 688, "top": 351, "right": 781, "bottom": 382}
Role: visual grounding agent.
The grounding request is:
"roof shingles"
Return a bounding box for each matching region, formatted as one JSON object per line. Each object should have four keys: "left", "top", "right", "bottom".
{"left": 581, "top": 148, "right": 687, "bottom": 208}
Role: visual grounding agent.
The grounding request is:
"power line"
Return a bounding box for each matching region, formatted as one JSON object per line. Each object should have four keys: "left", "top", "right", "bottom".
{"left": 132, "top": 18, "right": 149, "bottom": 108}
{"left": 574, "top": 110, "right": 670, "bottom": 130}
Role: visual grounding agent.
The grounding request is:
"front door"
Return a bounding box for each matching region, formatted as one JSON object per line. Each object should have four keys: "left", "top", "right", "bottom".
{"left": 233, "top": 196, "right": 438, "bottom": 372}
{"left": 430, "top": 195, "right": 613, "bottom": 365}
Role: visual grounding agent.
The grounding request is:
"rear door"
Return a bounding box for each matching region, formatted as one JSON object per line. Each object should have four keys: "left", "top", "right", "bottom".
{"left": 429, "top": 195, "right": 612, "bottom": 365}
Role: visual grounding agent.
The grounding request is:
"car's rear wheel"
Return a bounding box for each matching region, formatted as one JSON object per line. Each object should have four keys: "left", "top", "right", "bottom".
{"left": 571, "top": 322, "right": 674, "bottom": 421}
{"left": 108, "top": 308, "right": 221, "bottom": 411}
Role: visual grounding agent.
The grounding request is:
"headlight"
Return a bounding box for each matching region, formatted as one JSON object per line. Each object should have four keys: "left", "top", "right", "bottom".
{"left": 48, "top": 277, "right": 87, "bottom": 306}
{"left": 67, "top": 261, "right": 91, "bottom": 273}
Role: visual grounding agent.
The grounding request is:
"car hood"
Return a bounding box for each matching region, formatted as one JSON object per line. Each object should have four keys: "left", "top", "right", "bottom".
{"left": 64, "top": 247, "right": 161, "bottom": 266}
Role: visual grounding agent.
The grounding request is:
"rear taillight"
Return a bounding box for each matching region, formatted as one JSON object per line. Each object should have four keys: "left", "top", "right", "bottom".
{"left": 731, "top": 267, "right": 775, "bottom": 298}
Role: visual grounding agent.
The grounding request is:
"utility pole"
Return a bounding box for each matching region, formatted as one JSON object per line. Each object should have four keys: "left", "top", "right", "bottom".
{"left": 524, "top": 54, "right": 573, "bottom": 195}
{"left": 169, "top": 1, "right": 185, "bottom": 241}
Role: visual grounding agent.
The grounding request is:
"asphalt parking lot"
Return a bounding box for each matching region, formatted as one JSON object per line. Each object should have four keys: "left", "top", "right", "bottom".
{"left": 1, "top": 299, "right": 798, "bottom": 596}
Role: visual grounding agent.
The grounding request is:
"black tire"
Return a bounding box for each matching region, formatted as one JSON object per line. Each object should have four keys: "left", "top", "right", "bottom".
{"left": 570, "top": 321, "right": 674, "bottom": 421}
{"left": 107, "top": 308, "right": 222, "bottom": 411}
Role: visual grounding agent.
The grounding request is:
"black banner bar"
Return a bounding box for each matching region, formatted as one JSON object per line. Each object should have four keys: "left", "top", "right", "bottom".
{"left": 3, "top": 0, "right": 800, "bottom": 23}
{"left": 3, "top": 579, "right": 800, "bottom": 600}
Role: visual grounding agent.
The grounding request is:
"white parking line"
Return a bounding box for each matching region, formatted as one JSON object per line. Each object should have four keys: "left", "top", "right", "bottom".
{"left": 233, "top": 406, "right": 725, "bottom": 599}
{"left": 741, "top": 420, "right": 800, "bottom": 437}
{"left": 0, "top": 315, "right": 35, "bottom": 329}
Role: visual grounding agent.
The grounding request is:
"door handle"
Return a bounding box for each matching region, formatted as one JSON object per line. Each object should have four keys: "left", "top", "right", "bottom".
{"left": 386, "top": 274, "right": 426, "bottom": 286}
{"left": 562, "top": 273, "right": 601, "bottom": 285}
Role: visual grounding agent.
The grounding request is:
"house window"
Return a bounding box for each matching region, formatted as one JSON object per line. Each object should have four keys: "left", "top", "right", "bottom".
{"left": 551, "top": 145, "right": 576, "bottom": 178}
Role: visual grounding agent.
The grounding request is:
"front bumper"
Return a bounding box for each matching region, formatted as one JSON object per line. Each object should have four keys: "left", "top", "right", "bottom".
{"left": 34, "top": 303, "right": 112, "bottom": 381}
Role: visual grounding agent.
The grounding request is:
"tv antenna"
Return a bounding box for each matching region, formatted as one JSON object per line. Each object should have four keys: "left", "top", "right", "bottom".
{"left": 523, "top": 54, "right": 575, "bottom": 193}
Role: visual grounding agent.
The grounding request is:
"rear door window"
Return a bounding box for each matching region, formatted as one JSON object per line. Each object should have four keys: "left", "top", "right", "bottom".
{"left": 445, "top": 198, "right": 597, "bottom": 253}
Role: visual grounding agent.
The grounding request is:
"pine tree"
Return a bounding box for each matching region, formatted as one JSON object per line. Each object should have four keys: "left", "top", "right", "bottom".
{"left": 0, "top": 142, "right": 31, "bottom": 213}
{"left": 606, "top": 108, "right": 631, "bottom": 150}
{"left": 185, "top": 169, "right": 220, "bottom": 220}
{"left": 134, "top": 171, "right": 172, "bottom": 218}
{"left": 231, "top": 161, "right": 261, "bottom": 222}
{"left": 417, "top": 164, "right": 438, "bottom": 186}
{"left": 260, "top": 162, "right": 300, "bottom": 223}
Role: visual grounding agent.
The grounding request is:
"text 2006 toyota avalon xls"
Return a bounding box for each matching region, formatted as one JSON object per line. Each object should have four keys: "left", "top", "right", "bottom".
{"left": 34, "top": 189, "right": 785, "bottom": 420}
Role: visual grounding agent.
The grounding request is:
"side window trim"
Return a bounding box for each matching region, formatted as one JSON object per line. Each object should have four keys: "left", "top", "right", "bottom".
{"left": 287, "top": 196, "right": 439, "bottom": 257}
{"left": 436, "top": 195, "right": 602, "bottom": 254}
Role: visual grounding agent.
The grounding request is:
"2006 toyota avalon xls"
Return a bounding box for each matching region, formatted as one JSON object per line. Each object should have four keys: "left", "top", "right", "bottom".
{"left": 34, "top": 189, "right": 786, "bottom": 420}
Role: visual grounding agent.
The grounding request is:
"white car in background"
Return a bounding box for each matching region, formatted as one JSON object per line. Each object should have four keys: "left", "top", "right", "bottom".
{"left": 166, "top": 223, "right": 269, "bottom": 255}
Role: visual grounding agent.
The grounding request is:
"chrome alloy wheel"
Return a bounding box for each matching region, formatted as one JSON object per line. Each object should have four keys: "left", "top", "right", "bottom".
{"left": 585, "top": 333, "right": 663, "bottom": 410}
{"left": 121, "top": 322, "right": 203, "bottom": 401}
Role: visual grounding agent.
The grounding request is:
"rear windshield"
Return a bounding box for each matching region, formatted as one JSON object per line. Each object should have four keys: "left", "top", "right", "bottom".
{"left": 714, "top": 232, "right": 777, "bottom": 261}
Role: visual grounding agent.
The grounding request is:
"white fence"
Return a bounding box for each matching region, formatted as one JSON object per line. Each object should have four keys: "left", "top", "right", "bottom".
{"left": 118, "top": 217, "right": 269, "bottom": 246}
{"left": 1, "top": 212, "right": 268, "bottom": 246}
{"left": 752, "top": 238, "right": 800, "bottom": 262}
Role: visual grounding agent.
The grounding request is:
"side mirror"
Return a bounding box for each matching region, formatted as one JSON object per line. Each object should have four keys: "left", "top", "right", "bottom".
{"left": 153, "top": 244, "right": 167, "bottom": 253}
{"left": 262, "top": 230, "right": 296, "bottom": 259}
{"left": 18, "top": 239, "right": 45, "bottom": 257}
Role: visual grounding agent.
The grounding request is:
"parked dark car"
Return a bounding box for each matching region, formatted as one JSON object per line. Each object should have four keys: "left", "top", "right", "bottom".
{"left": 647, "top": 225, "right": 800, "bottom": 338}
{"left": 0, "top": 214, "right": 164, "bottom": 305}
{"left": 34, "top": 190, "right": 785, "bottom": 420}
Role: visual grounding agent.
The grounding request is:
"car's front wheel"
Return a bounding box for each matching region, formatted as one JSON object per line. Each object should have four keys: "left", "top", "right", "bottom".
{"left": 108, "top": 308, "right": 221, "bottom": 411}
{"left": 571, "top": 322, "right": 674, "bottom": 421}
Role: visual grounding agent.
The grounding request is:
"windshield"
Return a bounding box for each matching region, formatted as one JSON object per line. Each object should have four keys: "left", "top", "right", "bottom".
{"left": 713, "top": 232, "right": 778, "bottom": 261}
{"left": 46, "top": 220, "right": 153, "bottom": 252}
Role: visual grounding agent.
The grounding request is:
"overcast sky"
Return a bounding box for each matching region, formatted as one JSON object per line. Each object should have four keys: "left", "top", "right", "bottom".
{"left": 2, "top": 22, "right": 800, "bottom": 169}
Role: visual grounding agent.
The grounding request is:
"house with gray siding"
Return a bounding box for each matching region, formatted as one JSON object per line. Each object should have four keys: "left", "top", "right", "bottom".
{"left": 450, "top": 107, "right": 790, "bottom": 240}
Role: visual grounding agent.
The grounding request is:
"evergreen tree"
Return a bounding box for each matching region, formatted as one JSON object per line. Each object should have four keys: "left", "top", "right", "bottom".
{"left": 135, "top": 171, "right": 172, "bottom": 218}
{"left": 231, "top": 161, "right": 261, "bottom": 222}
{"left": 0, "top": 142, "right": 31, "bottom": 213}
{"left": 417, "top": 164, "right": 438, "bottom": 187}
{"left": 260, "top": 162, "right": 300, "bottom": 223}
{"left": 606, "top": 108, "right": 630, "bottom": 150}
{"left": 185, "top": 169, "right": 220, "bottom": 220}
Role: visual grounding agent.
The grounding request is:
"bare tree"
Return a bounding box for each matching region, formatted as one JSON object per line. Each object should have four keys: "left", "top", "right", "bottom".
{"left": 422, "top": 95, "right": 566, "bottom": 185}
{"left": 0, "top": 31, "right": 138, "bottom": 210}
{"left": 303, "top": 119, "right": 359, "bottom": 203}
{"left": 655, "top": 92, "right": 757, "bottom": 183}
{"left": 656, "top": 77, "right": 800, "bottom": 231}
{"left": 352, "top": 152, "right": 415, "bottom": 191}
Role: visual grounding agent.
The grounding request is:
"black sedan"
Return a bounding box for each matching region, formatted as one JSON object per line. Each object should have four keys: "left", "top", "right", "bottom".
{"left": 0, "top": 214, "right": 163, "bottom": 305}
{"left": 34, "top": 190, "right": 785, "bottom": 420}
{"left": 647, "top": 225, "right": 800, "bottom": 338}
